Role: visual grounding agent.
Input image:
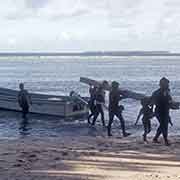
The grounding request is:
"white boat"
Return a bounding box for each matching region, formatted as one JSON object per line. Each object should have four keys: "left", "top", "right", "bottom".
{"left": 0, "top": 87, "right": 89, "bottom": 118}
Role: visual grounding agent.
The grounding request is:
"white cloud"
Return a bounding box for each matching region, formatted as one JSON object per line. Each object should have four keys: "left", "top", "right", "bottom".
{"left": 0, "top": 0, "right": 180, "bottom": 51}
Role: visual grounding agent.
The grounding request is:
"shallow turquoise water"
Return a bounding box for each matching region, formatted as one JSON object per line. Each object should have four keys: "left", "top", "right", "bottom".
{"left": 0, "top": 56, "right": 179, "bottom": 138}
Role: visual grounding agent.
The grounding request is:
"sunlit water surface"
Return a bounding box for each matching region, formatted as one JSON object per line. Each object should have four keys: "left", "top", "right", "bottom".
{"left": 0, "top": 56, "right": 180, "bottom": 139}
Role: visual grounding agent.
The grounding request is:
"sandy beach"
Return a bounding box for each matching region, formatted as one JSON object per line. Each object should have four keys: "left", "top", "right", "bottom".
{"left": 2, "top": 0, "right": 180, "bottom": 179}
{"left": 1, "top": 133, "right": 180, "bottom": 180}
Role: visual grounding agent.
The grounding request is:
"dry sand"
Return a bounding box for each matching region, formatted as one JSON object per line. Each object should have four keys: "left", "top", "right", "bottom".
{"left": 0, "top": 134, "right": 180, "bottom": 180}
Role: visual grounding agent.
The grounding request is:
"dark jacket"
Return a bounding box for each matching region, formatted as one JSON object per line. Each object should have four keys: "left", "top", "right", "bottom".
{"left": 109, "top": 89, "right": 125, "bottom": 111}
{"left": 95, "top": 90, "right": 105, "bottom": 104}
{"left": 151, "top": 88, "right": 172, "bottom": 116}
{"left": 18, "top": 90, "right": 30, "bottom": 109}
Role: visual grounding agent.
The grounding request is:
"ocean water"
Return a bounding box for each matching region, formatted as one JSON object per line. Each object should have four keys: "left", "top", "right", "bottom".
{"left": 0, "top": 56, "right": 180, "bottom": 139}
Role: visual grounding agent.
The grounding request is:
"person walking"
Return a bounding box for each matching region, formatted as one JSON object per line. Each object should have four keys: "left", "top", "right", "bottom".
{"left": 135, "top": 97, "right": 154, "bottom": 142}
{"left": 91, "top": 86, "right": 106, "bottom": 126}
{"left": 151, "top": 77, "right": 173, "bottom": 146}
{"left": 107, "top": 81, "right": 130, "bottom": 137}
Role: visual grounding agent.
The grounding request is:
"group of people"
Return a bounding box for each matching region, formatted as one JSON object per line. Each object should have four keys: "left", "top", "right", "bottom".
{"left": 87, "top": 77, "right": 179, "bottom": 146}
{"left": 16, "top": 77, "right": 179, "bottom": 146}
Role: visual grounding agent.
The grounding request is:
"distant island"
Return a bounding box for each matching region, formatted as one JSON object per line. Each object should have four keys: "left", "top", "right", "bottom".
{"left": 0, "top": 51, "right": 180, "bottom": 57}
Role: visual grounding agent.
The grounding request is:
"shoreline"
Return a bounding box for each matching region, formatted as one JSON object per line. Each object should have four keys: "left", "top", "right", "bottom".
{"left": 1, "top": 135, "right": 180, "bottom": 180}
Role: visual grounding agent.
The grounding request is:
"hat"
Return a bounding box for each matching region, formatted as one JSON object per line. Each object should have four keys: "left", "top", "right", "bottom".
{"left": 160, "top": 77, "right": 169, "bottom": 85}
{"left": 112, "top": 81, "right": 119, "bottom": 89}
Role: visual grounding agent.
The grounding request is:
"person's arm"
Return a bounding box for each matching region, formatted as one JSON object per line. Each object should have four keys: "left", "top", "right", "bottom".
{"left": 17, "top": 92, "right": 21, "bottom": 106}
{"left": 167, "top": 90, "right": 180, "bottom": 110}
{"left": 118, "top": 90, "right": 127, "bottom": 100}
{"left": 167, "top": 90, "right": 174, "bottom": 126}
{"left": 149, "top": 91, "right": 157, "bottom": 113}
{"left": 168, "top": 116, "right": 173, "bottom": 126}
{"left": 168, "top": 90, "right": 173, "bottom": 104}
{"left": 26, "top": 90, "right": 32, "bottom": 105}
{"left": 135, "top": 108, "right": 143, "bottom": 125}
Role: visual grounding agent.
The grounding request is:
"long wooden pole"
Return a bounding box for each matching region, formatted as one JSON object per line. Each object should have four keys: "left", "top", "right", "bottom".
{"left": 80, "top": 77, "right": 180, "bottom": 110}
{"left": 80, "top": 77, "right": 146, "bottom": 101}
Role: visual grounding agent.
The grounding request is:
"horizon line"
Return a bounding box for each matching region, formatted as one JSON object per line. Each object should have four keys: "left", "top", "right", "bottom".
{"left": 0, "top": 50, "right": 180, "bottom": 57}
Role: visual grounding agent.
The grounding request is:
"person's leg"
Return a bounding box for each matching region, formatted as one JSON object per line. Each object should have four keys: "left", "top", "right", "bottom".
{"left": 147, "top": 119, "right": 151, "bottom": 134}
{"left": 142, "top": 117, "right": 148, "bottom": 141}
{"left": 88, "top": 103, "right": 97, "bottom": 123}
{"left": 88, "top": 101, "right": 94, "bottom": 122}
{"left": 155, "top": 114, "right": 169, "bottom": 145}
{"left": 153, "top": 115, "right": 162, "bottom": 142}
{"left": 153, "top": 126, "right": 161, "bottom": 143}
{"left": 22, "top": 108, "right": 26, "bottom": 119}
{"left": 22, "top": 111, "right": 25, "bottom": 119}
{"left": 20, "top": 107, "right": 29, "bottom": 130}
{"left": 87, "top": 112, "right": 93, "bottom": 124}
{"left": 88, "top": 107, "right": 94, "bottom": 123}
{"left": 107, "top": 111, "right": 114, "bottom": 136}
{"left": 161, "top": 116, "right": 169, "bottom": 145}
{"left": 91, "top": 106, "right": 99, "bottom": 125}
{"left": 98, "top": 105, "right": 105, "bottom": 126}
{"left": 115, "top": 111, "right": 130, "bottom": 137}
{"left": 88, "top": 113, "right": 93, "bottom": 124}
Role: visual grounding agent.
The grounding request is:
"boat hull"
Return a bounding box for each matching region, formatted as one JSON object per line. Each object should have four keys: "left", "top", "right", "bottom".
{"left": 0, "top": 88, "right": 89, "bottom": 118}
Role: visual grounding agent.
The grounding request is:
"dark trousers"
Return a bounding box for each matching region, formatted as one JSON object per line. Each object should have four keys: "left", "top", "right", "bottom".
{"left": 92, "top": 104, "right": 105, "bottom": 126}
{"left": 142, "top": 117, "right": 151, "bottom": 141}
{"left": 22, "top": 106, "right": 29, "bottom": 120}
{"left": 154, "top": 114, "right": 169, "bottom": 142}
{"left": 107, "top": 109, "right": 126, "bottom": 136}
{"left": 88, "top": 100, "right": 96, "bottom": 123}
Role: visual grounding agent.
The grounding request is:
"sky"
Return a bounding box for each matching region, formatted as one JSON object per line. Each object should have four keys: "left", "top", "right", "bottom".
{"left": 0, "top": 0, "right": 180, "bottom": 52}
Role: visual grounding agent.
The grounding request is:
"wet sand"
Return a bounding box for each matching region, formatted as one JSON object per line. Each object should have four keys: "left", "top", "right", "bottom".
{"left": 1, "top": 134, "right": 180, "bottom": 180}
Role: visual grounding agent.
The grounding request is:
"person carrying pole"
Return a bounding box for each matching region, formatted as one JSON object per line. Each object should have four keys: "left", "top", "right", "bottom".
{"left": 151, "top": 77, "right": 176, "bottom": 146}
{"left": 107, "top": 81, "right": 130, "bottom": 137}
{"left": 91, "top": 86, "right": 106, "bottom": 127}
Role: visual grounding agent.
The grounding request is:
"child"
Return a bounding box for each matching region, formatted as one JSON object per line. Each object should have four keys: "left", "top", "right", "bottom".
{"left": 135, "top": 97, "right": 154, "bottom": 142}
{"left": 18, "top": 83, "right": 32, "bottom": 120}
